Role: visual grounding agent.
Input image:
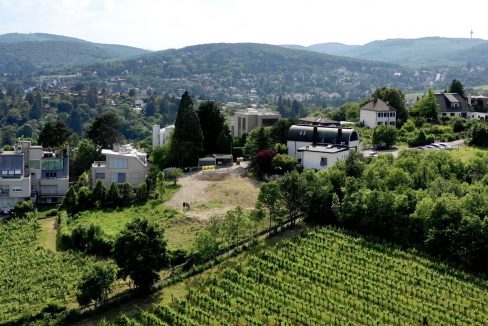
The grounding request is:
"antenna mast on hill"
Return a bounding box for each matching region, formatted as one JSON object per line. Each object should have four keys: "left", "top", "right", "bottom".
{"left": 470, "top": 30, "right": 474, "bottom": 39}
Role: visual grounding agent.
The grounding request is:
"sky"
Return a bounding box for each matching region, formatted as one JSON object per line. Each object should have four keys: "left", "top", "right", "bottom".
{"left": 0, "top": 0, "right": 487, "bottom": 50}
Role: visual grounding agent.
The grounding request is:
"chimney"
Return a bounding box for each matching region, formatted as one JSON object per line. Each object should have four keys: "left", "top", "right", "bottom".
{"left": 312, "top": 125, "right": 318, "bottom": 147}
{"left": 336, "top": 127, "right": 343, "bottom": 145}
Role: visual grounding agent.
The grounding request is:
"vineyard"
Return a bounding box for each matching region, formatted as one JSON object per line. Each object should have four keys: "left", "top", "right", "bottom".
{"left": 0, "top": 218, "right": 112, "bottom": 323}
{"left": 108, "top": 227, "right": 488, "bottom": 325}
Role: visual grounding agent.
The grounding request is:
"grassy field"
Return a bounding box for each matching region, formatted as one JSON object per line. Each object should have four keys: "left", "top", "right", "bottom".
{"left": 449, "top": 142, "right": 488, "bottom": 162}
{"left": 106, "top": 227, "right": 488, "bottom": 325}
{"left": 0, "top": 218, "right": 114, "bottom": 323}
{"left": 64, "top": 201, "right": 202, "bottom": 251}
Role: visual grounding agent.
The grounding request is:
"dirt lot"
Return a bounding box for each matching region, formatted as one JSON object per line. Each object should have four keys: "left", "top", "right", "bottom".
{"left": 167, "top": 169, "right": 261, "bottom": 222}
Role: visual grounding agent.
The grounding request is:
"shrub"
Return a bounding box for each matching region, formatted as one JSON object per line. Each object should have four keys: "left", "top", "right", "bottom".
{"left": 13, "top": 200, "right": 34, "bottom": 218}
{"left": 272, "top": 154, "right": 296, "bottom": 174}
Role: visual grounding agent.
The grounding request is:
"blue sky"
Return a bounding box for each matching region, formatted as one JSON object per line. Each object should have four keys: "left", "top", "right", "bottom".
{"left": 0, "top": 0, "right": 486, "bottom": 50}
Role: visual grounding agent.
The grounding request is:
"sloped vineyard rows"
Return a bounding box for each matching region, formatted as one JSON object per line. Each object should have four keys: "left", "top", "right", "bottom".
{"left": 109, "top": 227, "right": 487, "bottom": 325}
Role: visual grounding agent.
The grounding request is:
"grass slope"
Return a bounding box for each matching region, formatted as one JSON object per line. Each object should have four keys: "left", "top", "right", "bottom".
{"left": 109, "top": 227, "right": 488, "bottom": 325}
{"left": 63, "top": 184, "right": 202, "bottom": 251}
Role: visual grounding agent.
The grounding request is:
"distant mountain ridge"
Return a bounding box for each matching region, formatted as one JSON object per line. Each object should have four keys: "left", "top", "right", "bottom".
{"left": 282, "top": 37, "right": 488, "bottom": 67}
{"left": 0, "top": 33, "right": 150, "bottom": 74}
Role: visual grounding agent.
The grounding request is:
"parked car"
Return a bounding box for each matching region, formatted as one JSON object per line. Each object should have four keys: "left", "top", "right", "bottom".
{"left": 430, "top": 143, "right": 444, "bottom": 149}
{"left": 438, "top": 143, "right": 453, "bottom": 150}
{"left": 366, "top": 151, "right": 379, "bottom": 157}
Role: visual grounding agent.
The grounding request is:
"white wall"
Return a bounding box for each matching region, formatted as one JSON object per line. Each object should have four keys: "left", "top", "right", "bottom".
{"left": 360, "top": 110, "right": 378, "bottom": 128}
{"left": 360, "top": 110, "right": 396, "bottom": 128}
{"left": 300, "top": 149, "right": 351, "bottom": 170}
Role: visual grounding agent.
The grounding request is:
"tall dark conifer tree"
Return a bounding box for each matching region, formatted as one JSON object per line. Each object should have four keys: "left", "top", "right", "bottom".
{"left": 171, "top": 91, "right": 203, "bottom": 167}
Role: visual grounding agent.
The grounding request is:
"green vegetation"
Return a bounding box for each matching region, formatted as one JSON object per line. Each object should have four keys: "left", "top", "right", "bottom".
{"left": 108, "top": 227, "right": 488, "bottom": 325}
{"left": 59, "top": 198, "right": 200, "bottom": 252}
{"left": 113, "top": 217, "right": 169, "bottom": 291}
{"left": 254, "top": 151, "right": 488, "bottom": 275}
{"left": 0, "top": 33, "right": 149, "bottom": 74}
{"left": 0, "top": 218, "right": 115, "bottom": 323}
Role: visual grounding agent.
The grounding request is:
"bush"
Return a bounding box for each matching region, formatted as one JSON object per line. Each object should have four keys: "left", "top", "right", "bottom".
{"left": 69, "top": 223, "right": 113, "bottom": 256}
{"left": 272, "top": 154, "right": 296, "bottom": 174}
{"left": 44, "top": 208, "right": 58, "bottom": 217}
{"left": 13, "top": 200, "right": 34, "bottom": 218}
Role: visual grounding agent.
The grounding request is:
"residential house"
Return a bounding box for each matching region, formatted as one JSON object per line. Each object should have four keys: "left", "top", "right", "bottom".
{"left": 287, "top": 125, "right": 360, "bottom": 170}
{"left": 91, "top": 144, "right": 148, "bottom": 188}
{"left": 0, "top": 141, "right": 69, "bottom": 213}
{"left": 152, "top": 124, "right": 175, "bottom": 148}
{"left": 435, "top": 93, "right": 472, "bottom": 119}
{"left": 359, "top": 99, "right": 397, "bottom": 128}
{"left": 468, "top": 96, "right": 488, "bottom": 121}
{"left": 231, "top": 108, "right": 281, "bottom": 137}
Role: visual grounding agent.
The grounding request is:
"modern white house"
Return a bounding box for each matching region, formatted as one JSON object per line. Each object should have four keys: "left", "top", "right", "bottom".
{"left": 231, "top": 108, "right": 281, "bottom": 137}
{"left": 91, "top": 144, "right": 148, "bottom": 188}
{"left": 152, "top": 124, "right": 175, "bottom": 148}
{"left": 0, "top": 141, "right": 69, "bottom": 213}
{"left": 297, "top": 145, "right": 351, "bottom": 170}
{"left": 287, "top": 125, "right": 360, "bottom": 170}
{"left": 359, "top": 99, "right": 397, "bottom": 128}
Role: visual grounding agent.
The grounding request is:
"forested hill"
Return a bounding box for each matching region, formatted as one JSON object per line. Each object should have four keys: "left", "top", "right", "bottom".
{"left": 88, "top": 42, "right": 408, "bottom": 102}
{"left": 288, "top": 37, "right": 488, "bottom": 67}
{"left": 0, "top": 33, "right": 150, "bottom": 74}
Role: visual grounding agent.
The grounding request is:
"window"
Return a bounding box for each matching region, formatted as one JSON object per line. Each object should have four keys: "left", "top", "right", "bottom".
{"left": 450, "top": 113, "right": 455, "bottom": 117}
{"left": 42, "top": 159, "right": 63, "bottom": 170}
{"left": 0, "top": 185, "right": 9, "bottom": 196}
{"left": 95, "top": 173, "right": 105, "bottom": 180}
{"left": 377, "top": 121, "right": 383, "bottom": 125}
{"left": 389, "top": 121, "right": 395, "bottom": 126}
{"left": 320, "top": 157, "right": 327, "bottom": 167}
{"left": 12, "top": 186, "right": 22, "bottom": 193}
{"left": 242, "top": 118, "right": 246, "bottom": 131}
{"left": 377, "top": 112, "right": 381, "bottom": 118}
{"left": 46, "top": 172, "right": 57, "bottom": 178}
{"left": 111, "top": 173, "right": 126, "bottom": 183}
{"left": 108, "top": 158, "right": 128, "bottom": 169}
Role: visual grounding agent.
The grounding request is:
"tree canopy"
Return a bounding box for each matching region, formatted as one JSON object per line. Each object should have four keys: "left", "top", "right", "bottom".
{"left": 171, "top": 91, "right": 203, "bottom": 167}
{"left": 38, "top": 121, "right": 73, "bottom": 148}
{"left": 86, "top": 111, "right": 123, "bottom": 149}
{"left": 448, "top": 79, "right": 466, "bottom": 97}
{"left": 113, "top": 217, "right": 169, "bottom": 291}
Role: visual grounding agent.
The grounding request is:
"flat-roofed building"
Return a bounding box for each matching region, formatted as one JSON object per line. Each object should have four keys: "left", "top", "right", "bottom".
{"left": 231, "top": 108, "right": 281, "bottom": 137}
{"left": 0, "top": 141, "right": 69, "bottom": 213}
{"left": 91, "top": 144, "right": 148, "bottom": 188}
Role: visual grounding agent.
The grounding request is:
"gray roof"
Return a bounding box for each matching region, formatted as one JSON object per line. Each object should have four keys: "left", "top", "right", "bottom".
{"left": 435, "top": 93, "right": 472, "bottom": 113}
{"left": 297, "top": 145, "right": 349, "bottom": 153}
{"left": 288, "top": 125, "right": 359, "bottom": 145}
{"left": 298, "top": 117, "right": 340, "bottom": 126}
{"left": 360, "top": 99, "right": 397, "bottom": 112}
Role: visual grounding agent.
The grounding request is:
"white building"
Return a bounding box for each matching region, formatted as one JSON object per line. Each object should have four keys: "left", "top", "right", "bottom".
{"left": 297, "top": 145, "right": 351, "bottom": 170}
{"left": 91, "top": 144, "right": 148, "bottom": 188}
{"left": 287, "top": 125, "right": 360, "bottom": 170}
{"left": 152, "top": 124, "right": 175, "bottom": 148}
{"left": 231, "top": 108, "right": 281, "bottom": 137}
{"left": 1, "top": 141, "right": 69, "bottom": 213}
{"left": 359, "top": 99, "right": 397, "bottom": 128}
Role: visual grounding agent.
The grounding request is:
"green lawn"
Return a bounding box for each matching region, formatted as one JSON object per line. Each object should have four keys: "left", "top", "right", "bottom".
{"left": 65, "top": 200, "right": 203, "bottom": 251}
